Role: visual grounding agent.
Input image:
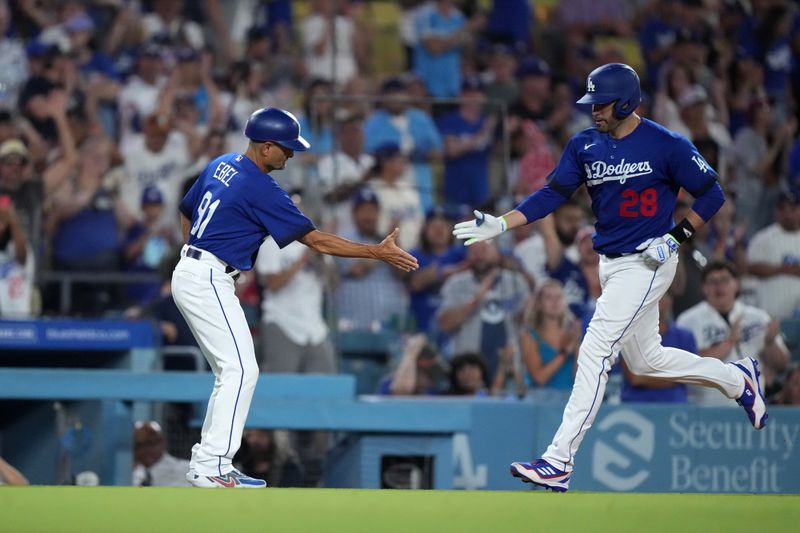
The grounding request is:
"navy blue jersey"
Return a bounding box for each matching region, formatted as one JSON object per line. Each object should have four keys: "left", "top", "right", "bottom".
{"left": 179, "top": 153, "right": 315, "bottom": 270}
{"left": 542, "top": 118, "right": 719, "bottom": 254}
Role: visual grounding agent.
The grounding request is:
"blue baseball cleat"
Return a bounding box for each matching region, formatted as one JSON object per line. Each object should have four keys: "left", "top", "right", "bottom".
{"left": 510, "top": 459, "right": 571, "bottom": 492}
{"left": 186, "top": 468, "right": 267, "bottom": 488}
{"left": 731, "top": 357, "right": 768, "bottom": 430}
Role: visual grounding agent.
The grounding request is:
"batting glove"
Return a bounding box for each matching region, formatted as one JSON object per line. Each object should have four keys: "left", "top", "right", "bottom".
{"left": 452, "top": 210, "right": 508, "bottom": 246}
{"left": 642, "top": 234, "right": 680, "bottom": 270}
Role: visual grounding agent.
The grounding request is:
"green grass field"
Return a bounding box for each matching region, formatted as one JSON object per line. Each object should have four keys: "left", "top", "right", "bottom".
{"left": 2, "top": 487, "right": 798, "bottom": 533}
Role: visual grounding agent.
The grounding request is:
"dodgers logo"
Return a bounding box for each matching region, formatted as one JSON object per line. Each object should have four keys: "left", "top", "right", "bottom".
{"left": 591, "top": 409, "right": 655, "bottom": 491}
{"left": 587, "top": 78, "right": 596, "bottom": 92}
{"left": 585, "top": 159, "right": 654, "bottom": 186}
{"left": 692, "top": 155, "right": 710, "bottom": 173}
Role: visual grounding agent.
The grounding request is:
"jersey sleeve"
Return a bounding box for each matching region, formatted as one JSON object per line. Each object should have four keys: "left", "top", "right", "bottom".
{"left": 668, "top": 136, "right": 724, "bottom": 221}
{"left": 250, "top": 182, "right": 316, "bottom": 248}
{"left": 667, "top": 136, "right": 719, "bottom": 196}
{"left": 516, "top": 137, "right": 584, "bottom": 222}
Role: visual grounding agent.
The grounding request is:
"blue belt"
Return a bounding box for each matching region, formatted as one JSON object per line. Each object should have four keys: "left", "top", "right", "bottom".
{"left": 186, "top": 247, "right": 241, "bottom": 281}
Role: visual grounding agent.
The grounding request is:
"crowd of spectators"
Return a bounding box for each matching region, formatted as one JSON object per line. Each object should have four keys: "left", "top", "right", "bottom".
{"left": 0, "top": 0, "right": 797, "bottom": 425}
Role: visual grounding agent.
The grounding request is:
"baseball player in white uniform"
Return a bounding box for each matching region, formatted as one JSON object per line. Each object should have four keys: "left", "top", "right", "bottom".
{"left": 453, "top": 64, "right": 768, "bottom": 492}
{"left": 173, "top": 108, "right": 417, "bottom": 488}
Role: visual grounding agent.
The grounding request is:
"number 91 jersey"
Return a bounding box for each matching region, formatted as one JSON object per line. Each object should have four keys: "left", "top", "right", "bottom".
{"left": 179, "top": 153, "right": 315, "bottom": 271}
{"left": 550, "top": 118, "right": 719, "bottom": 254}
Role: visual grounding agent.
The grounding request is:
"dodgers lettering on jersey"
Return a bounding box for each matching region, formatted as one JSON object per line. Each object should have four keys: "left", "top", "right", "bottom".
{"left": 179, "top": 153, "right": 315, "bottom": 270}
{"left": 546, "top": 118, "right": 718, "bottom": 254}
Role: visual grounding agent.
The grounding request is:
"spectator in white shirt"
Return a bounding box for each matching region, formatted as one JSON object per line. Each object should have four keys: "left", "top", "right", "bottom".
{"left": 747, "top": 191, "right": 800, "bottom": 321}
{"left": 120, "top": 113, "right": 192, "bottom": 231}
{"left": 368, "top": 143, "right": 424, "bottom": 250}
{"left": 0, "top": 1, "right": 28, "bottom": 109}
{"left": 255, "top": 192, "right": 335, "bottom": 374}
{"left": 301, "top": 0, "right": 366, "bottom": 87}
{"left": 316, "top": 115, "right": 374, "bottom": 234}
{"left": 141, "top": 0, "right": 205, "bottom": 51}
{"left": 131, "top": 421, "right": 190, "bottom": 487}
{"left": 117, "top": 43, "right": 166, "bottom": 141}
{"left": 676, "top": 260, "right": 790, "bottom": 404}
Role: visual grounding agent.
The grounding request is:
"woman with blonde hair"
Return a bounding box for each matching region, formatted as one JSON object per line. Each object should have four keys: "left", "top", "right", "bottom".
{"left": 519, "top": 279, "right": 579, "bottom": 390}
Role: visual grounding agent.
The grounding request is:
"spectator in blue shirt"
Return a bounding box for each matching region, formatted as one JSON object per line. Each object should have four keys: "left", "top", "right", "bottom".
{"left": 364, "top": 77, "right": 442, "bottom": 212}
{"left": 750, "top": 4, "right": 795, "bottom": 117}
{"left": 49, "top": 137, "right": 121, "bottom": 315}
{"left": 519, "top": 279, "right": 579, "bottom": 391}
{"left": 438, "top": 76, "right": 496, "bottom": 209}
{"left": 484, "top": 0, "right": 532, "bottom": 53}
{"left": 407, "top": 206, "right": 467, "bottom": 335}
{"left": 412, "top": 0, "right": 467, "bottom": 99}
{"left": 620, "top": 293, "right": 694, "bottom": 403}
{"left": 122, "top": 186, "right": 177, "bottom": 306}
{"left": 638, "top": 0, "right": 680, "bottom": 90}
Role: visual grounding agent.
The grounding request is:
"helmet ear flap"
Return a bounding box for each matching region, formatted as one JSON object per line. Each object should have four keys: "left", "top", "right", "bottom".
{"left": 613, "top": 99, "right": 630, "bottom": 119}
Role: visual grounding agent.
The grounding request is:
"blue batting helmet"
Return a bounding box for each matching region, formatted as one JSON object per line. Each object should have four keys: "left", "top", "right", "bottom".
{"left": 576, "top": 63, "right": 642, "bottom": 119}
{"left": 244, "top": 107, "right": 310, "bottom": 152}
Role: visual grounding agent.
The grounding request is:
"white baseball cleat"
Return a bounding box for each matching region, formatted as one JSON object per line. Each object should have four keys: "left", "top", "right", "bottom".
{"left": 186, "top": 469, "right": 267, "bottom": 488}
{"left": 731, "top": 357, "right": 768, "bottom": 430}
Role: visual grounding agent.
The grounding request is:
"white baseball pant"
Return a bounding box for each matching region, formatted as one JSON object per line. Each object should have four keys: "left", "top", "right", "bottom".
{"left": 172, "top": 245, "right": 258, "bottom": 477}
{"left": 542, "top": 253, "right": 745, "bottom": 472}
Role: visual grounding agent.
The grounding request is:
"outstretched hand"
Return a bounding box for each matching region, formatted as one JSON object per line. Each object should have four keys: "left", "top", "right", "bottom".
{"left": 452, "top": 210, "right": 508, "bottom": 246}
{"left": 375, "top": 228, "right": 419, "bottom": 272}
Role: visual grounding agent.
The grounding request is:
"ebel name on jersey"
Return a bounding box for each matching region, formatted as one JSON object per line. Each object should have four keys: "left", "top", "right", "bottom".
{"left": 585, "top": 159, "right": 654, "bottom": 186}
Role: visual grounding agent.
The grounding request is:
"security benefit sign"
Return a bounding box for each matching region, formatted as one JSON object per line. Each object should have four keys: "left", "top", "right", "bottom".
{"left": 578, "top": 405, "right": 800, "bottom": 493}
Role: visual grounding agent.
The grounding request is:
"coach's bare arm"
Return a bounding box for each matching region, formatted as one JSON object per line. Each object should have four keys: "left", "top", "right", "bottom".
{"left": 300, "top": 228, "right": 418, "bottom": 272}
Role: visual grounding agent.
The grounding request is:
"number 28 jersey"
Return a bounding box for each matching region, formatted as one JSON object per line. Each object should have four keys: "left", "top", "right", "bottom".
{"left": 549, "top": 118, "right": 719, "bottom": 254}
{"left": 179, "top": 153, "right": 315, "bottom": 271}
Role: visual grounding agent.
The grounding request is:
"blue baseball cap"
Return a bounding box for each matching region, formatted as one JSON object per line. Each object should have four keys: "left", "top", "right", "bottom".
{"left": 372, "top": 143, "right": 402, "bottom": 163}
{"left": 516, "top": 57, "right": 550, "bottom": 79}
{"left": 26, "top": 40, "right": 51, "bottom": 58}
{"left": 141, "top": 186, "right": 164, "bottom": 206}
{"left": 352, "top": 187, "right": 379, "bottom": 208}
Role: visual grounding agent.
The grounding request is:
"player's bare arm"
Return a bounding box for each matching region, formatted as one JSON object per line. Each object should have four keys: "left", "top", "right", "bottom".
{"left": 300, "top": 227, "right": 419, "bottom": 272}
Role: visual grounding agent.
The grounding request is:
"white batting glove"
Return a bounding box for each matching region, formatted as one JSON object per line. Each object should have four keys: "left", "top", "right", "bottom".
{"left": 452, "top": 210, "right": 508, "bottom": 246}
{"left": 642, "top": 234, "right": 680, "bottom": 270}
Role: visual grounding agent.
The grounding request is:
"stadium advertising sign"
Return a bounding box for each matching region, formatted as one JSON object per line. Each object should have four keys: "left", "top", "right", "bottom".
{"left": 583, "top": 406, "right": 800, "bottom": 493}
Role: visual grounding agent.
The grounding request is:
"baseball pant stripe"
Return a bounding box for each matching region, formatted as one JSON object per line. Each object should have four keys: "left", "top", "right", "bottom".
{"left": 209, "top": 268, "right": 245, "bottom": 477}
{"left": 564, "top": 268, "right": 657, "bottom": 469}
